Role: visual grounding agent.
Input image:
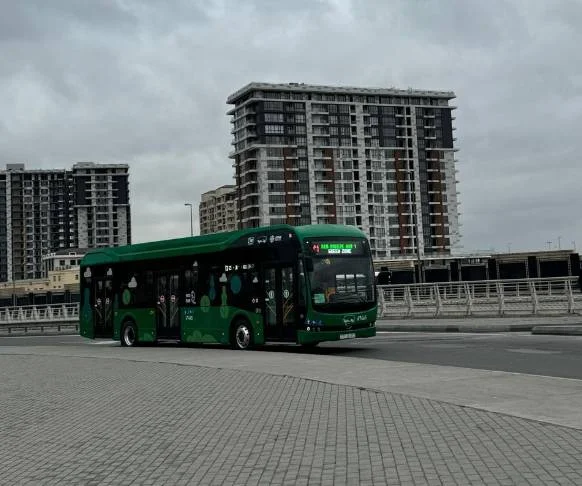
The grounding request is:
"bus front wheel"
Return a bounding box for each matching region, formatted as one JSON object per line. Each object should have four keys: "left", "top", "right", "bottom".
{"left": 121, "top": 320, "right": 138, "bottom": 347}
{"left": 231, "top": 319, "right": 252, "bottom": 350}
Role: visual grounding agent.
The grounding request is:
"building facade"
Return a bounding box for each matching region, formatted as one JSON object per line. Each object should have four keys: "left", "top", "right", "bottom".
{"left": 227, "top": 82, "right": 461, "bottom": 259}
{"left": 0, "top": 162, "right": 130, "bottom": 282}
{"left": 41, "top": 248, "right": 88, "bottom": 277}
{"left": 72, "top": 162, "right": 131, "bottom": 249}
{"left": 199, "top": 184, "right": 238, "bottom": 235}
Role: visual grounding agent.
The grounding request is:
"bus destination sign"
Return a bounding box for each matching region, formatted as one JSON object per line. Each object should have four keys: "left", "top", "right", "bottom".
{"left": 310, "top": 241, "right": 359, "bottom": 255}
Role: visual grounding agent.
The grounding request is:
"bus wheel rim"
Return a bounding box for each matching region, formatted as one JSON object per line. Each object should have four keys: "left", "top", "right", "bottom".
{"left": 124, "top": 326, "right": 135, "bottom": 346}
{"left": 236, "top": 325, "right": 250, "bottom": 349}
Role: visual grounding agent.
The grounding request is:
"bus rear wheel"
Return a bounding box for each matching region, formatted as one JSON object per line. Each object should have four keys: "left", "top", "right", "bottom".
{"left": 121, "top": 320, "right": 138, "bottom": 347}
{"left": 231, "top": 319, "right": 252, "bottom": 350}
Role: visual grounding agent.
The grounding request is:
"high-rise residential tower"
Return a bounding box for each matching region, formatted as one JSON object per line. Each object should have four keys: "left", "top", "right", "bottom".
{"left": 72, "top": 162, "right": 131, "bottom": 249}
{"left": 227, "top": 82, "right": 460, "bottom": 259}
{"left": 0, "top": 162, "right": 131, "bottom": 282}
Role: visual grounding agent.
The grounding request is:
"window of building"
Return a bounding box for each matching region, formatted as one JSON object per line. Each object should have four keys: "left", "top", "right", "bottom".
{"left": 264, "top": 101, "right": 283, "bottom": 111}
{"left": 265, "top": 113, "right": 284, "bottom": 123}
{"left": 265, "top": 125, "right": 284, "bottom": 134}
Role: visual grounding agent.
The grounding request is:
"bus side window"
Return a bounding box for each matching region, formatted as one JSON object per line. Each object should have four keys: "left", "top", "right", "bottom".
{"left": 145, "top": 271, "right": 154, "bottom": 303}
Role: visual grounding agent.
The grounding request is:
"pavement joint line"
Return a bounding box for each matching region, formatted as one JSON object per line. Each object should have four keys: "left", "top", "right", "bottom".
{"left": 3, "top": 347, "right": 582, "bottom": 431}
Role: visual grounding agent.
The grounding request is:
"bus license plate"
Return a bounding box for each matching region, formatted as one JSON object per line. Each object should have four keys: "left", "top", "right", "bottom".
{"left": 339, "top": 332, "right": 356, "bottom": 340}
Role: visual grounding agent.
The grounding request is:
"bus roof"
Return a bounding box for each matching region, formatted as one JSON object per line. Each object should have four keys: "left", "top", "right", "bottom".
{"left": 81, "top": 224, "right": 367, "bottom": 266}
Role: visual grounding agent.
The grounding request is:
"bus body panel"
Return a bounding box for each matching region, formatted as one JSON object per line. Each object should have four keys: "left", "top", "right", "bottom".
{"left": 181, "top": 307, "right": 264, "bottom": 345}
{"left": 298, "top": 326, "right": 376, "bottom": 345}
{"left": 79, "top": 286, "right": 94, "bottom": 339}
{"left": 299, "top": 306, "right": 377, "bottom": 344}
{"left": 114, "top": 308, "right": 156, "bottom": 342}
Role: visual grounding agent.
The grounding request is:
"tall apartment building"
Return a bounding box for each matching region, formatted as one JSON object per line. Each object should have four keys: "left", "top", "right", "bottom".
{"left": 0, "top": 162, "right": 130, "bottom": 282}
{"left": 227, "top": 82, "right": 460, "bottom": 259}
{"left": 199, "top": 184, "right": 238, "bottom": 235}
{"left": 73, "top": 162, "right": 131, "bottom": 249}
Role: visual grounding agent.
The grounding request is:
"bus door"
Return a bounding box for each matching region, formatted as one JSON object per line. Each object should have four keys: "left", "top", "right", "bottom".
{"left": 155, "top": 271, "right": 181, "bottom": 339}
{"left": 92, "top": 270, "right": 114, "bottom": 338}
{"left": 262, "top": 262, "right": 298, "bottom": 342}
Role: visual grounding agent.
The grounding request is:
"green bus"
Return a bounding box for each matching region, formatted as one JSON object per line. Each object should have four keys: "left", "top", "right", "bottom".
{"left": 79, "top": 224, "right": 377, "bottom": 349}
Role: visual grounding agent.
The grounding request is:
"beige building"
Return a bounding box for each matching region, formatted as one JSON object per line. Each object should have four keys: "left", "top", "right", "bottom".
{"left": 0, "top": 267, "right": 79, "bottom": 299}
{"left": 199, "top": 185, "right": 238, "bottom": 235}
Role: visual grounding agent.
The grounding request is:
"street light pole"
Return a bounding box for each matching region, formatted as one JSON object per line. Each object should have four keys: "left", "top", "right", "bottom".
{"left": 184, "top": 203, "right": 193, "bottom": 236}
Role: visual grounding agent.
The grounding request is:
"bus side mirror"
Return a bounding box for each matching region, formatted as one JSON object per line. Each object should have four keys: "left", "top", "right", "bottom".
{"left": 305, "top": 258, "right": 314, "bottom": 272}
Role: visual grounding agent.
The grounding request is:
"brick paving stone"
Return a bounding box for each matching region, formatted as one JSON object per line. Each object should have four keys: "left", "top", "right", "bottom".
{"left": 0, "top": 354, "right": 582, "bottom": 485}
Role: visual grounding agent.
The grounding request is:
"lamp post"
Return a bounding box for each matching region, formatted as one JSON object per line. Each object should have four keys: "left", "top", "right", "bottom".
{"left": 184, "top": 203, "right": 193, "bottom": 236}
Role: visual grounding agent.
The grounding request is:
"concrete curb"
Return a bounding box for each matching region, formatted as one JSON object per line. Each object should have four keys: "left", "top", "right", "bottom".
{"left": 375, "top": 323, "right": 534, "bottom": 333}
{"left": 531, "top": 325, "right": 582, "bottom": 336}
{"left": 376, "top": 317, "right": 582, "bottom": 334}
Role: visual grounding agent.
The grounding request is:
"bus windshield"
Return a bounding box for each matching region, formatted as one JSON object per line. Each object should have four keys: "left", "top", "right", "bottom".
{"left": 305, "top": 238, "right": 375, "bottom": 312}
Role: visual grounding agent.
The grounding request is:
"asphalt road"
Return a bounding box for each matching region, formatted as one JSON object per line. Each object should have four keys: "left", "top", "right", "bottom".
{"left": 2, "top": 332, "right": 582, "bottom": 380}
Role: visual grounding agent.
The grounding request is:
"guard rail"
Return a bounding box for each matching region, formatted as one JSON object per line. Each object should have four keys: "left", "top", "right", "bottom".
{"left": 377, "top": 277, "right": 582, "bottom": 318}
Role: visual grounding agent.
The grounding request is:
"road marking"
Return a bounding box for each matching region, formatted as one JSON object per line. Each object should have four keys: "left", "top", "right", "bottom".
{"left": 91, "top": 340, "right": 118, "bottom": 346}
{"left": 506, "top": 348, "right": 560, "bottom": 355}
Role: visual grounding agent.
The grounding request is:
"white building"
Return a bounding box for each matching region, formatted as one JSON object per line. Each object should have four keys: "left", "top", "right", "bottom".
{"left": 199, "top": 184, "right": 238, "bottom": 235}
{"left": 227, "top": 82, "right": 461, "bottom": 259}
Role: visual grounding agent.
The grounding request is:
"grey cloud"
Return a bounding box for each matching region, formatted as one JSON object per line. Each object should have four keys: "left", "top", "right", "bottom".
{"left": 0, "top": 0, "right": 580, "bottom": 251}
{"left": 0, "top": 0, "right": 137, "bottom": 42}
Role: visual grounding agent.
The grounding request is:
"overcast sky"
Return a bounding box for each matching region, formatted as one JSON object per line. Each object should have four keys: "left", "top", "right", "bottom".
{"left": 1, "top": 0, "right": 580, "bottom": 253}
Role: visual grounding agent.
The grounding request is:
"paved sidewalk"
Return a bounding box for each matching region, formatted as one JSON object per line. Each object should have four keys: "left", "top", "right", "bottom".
{"left": 1, "top": 346, "right": 582, "bottom": 485}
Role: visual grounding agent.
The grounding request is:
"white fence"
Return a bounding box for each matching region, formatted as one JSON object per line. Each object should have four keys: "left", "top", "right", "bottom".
{"left": 378, "top": 277, "right": 582, "bottom": 319}
{"left": 1, "top": 279, "right": 581, "bottom": 330}
{"left": 0, "top": 303, "right": 79, "bottom": 323}
{"left": 0, "top": 304, "right": 79, "bottom": 335}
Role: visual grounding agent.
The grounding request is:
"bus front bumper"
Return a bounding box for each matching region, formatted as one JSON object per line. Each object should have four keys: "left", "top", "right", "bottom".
{"left": 297, "top": 325, "right": 376, "bottom": 344}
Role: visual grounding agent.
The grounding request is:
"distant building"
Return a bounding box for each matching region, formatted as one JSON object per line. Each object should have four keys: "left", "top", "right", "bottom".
{"left": 72, "top": 162, "right": 131, "bottom": 249}
{"left": 0, "top": 266, "right": 80, "bottom": 297}
{"left": 227, "top": 82, "right": 461, "bottom": 259}
{"left": 0, "top": 162, "right": 130, "bottom": 282}
{"left": 41, "top": 248, "right": 88, "bottom": 277}
{"left": 199, "top": 184, "right": 238, "bottom": 235}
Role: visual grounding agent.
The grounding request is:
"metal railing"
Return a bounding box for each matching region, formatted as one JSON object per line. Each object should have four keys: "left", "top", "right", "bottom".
{"left": 0, "top": 303, "right": 79, "bottom": 335}
{"left": 378, "top": 277, "right": 582, "bottom": 318}
{"left": 1, "top": 279, "right": 581, "bottom": 332}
